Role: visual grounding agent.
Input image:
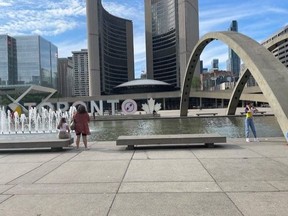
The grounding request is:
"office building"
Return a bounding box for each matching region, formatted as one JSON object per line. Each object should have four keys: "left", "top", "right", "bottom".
{"left": 145, "top": 0, "right": 199, "bottom": 89}
{"left": 262, "top": 25, "right": 288, "bottom": 68}
{"left": 57, "top": 57, "right": 73, "bottom": 97}
{"left": 0, "top": 35, "right": 58, "bottom": 88}
{"left": 72, "top": 49, "right": 89, "bottom": 96}
{"left": 226, "top": 20, "right": 240, "bottom": 79}
{"left": 211, "top": 59, "right": 219, "bottom": 71}
{"left": 0, "top": 35, "right": 17, "bottom": 85}
{"left": 86, "top": 0, "right": 135, "bottom": 97}
{"left": 244, "top": 25, "right": 288, "bottom": 87}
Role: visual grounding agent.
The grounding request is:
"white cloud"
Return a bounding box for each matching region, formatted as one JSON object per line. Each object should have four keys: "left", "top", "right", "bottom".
{"left": 0, "top": 0, "right": 13, "bottom": 6}
{"left": 0, "top": 0, "right": 86, "bottom": 36}
{"left": 57, "top": 39, "right": 87, "bottom": 58}
{"left": 103, "top": 1, "right": 144, "bottom": 22}
{"left": 199, "top": 0, "right": 288, "bottom": 71}
{"left": 200, "top": 42, "right": 228, "bottom": 70}
{"left": 1, "top": 0, "right": 287, "bottom": 77}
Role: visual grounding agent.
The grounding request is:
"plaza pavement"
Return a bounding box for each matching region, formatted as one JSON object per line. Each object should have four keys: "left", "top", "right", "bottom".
{"left": 0, "top": 136, "right": 288, "bottom": 215}
{"left": 1, "top": 107, "right": 288, "bottom": 216}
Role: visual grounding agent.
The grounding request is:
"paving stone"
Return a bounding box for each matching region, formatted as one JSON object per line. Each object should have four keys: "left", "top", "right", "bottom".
{"left": 36, "top": 160, "right": 130, "bottom": 183}
{"left": 228, "top": 192, "right": 288, "bottom": 216}
{"left": 0, "top": 163, "right": 41, "bottom": 184}
{"left": 0, "top": 185, "right": 14, "bottom": 194}
{"left": 0, "top": 194, "right": 114, "bottom": 216}
{"left": 268, "top": 181, "right": 288, "bottom": 191}
{"left": 218, "top": 181, "right": 278, "bottom": 192}
{"left": 119, "top": 181, "right": 221, "bottom": 193}
{"left": 133, "top": 149, "right": 196, "bottom": 159}
{"left": 4, "top": 183, "right": 119, "bottom": 194}
{"left": 109, "top": 193, "right": 242, "bottom": 216}
{"left": 200, "top": 158, "right": 288, "bottom": 181}
{"left": 124, "top": 159, "right": 213, "bottom": 182}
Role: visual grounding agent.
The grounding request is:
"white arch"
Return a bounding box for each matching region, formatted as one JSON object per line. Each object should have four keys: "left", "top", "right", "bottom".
{"left": 180, "top": 31, "right": 288, "bottom": 141}
{"left": 227, "top": 34, "right": 288, "bottom": 115}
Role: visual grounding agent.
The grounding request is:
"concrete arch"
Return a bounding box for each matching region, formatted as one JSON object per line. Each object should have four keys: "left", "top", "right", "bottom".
{"left": 227, "top": 34, "right": 288, "bottom": 115}
{"left": 180, "top": 31, "right": 288, "bottom": 141}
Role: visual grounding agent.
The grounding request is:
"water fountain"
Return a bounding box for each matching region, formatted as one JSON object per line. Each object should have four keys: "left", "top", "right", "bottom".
{"left": 0, "top": 106, "right": 78, "bottom": 149}
{"left": 0, "top": 106, "right": 76, "bottom": 134}
{"left": 0, "top": 104, "right": 283, "bottom": 148}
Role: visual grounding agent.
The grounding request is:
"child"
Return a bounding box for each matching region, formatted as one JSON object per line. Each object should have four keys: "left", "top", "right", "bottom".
{"left": 57, "top": 117, "right": 70, "bottom": 139}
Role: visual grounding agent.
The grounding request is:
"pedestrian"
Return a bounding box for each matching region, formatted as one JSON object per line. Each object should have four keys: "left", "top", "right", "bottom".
{"left": 73, "top": 105, "right": 90, "bottom": 150}
{"left": 57, "top": 117, "right": 70, "bottom": 139}
{"left": 244, "top": 103, "right": 259, "bottom": 142}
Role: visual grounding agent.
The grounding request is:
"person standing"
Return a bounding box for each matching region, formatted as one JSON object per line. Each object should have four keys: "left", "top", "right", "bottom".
{"left": 57, "top": 117, "right": 70, "bottom": 139}
{"left": 73, "top": 105, "right": 90, "bottom": 150}
{"left": 245, "top": 103, "right": 259, "bottom": 142}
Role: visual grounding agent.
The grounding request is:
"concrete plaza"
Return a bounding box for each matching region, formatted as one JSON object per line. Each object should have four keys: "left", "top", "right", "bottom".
{"left": 0, "top": 136, "right": 288, "bottom": 215}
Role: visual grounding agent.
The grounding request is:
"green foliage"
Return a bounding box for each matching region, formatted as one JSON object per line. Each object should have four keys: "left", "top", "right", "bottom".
{"left": 191, "top": 76, "right": 201, "bottom": 90}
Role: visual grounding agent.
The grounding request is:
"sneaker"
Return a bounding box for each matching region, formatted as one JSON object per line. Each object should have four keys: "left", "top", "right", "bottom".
{"left": 84, "top": 147, "right": 90, "bottom": 151}
{"left": 246, "top": 138, "right": 250, "bottom": 142}
{"left": 254, "top": 138, "right": 260, "bottom": 142}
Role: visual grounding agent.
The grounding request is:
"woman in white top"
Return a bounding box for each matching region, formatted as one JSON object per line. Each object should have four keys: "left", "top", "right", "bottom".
{"left": 57, "top": 117, "right": 70, "bottom": 139}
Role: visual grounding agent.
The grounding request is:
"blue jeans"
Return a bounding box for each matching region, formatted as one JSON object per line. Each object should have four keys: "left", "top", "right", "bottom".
{"left": 245, "top": 118, "right": 257, "bottom": 138}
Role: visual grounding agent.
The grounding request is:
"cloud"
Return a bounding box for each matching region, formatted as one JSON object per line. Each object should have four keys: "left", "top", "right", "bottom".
{"left": 102, "top": 1, "right": 144, "bottom": 22}
{"left": 57, "top": 39, "right": 87, "bottom": 58}
{"left": 0, "top": 0, "right": 86, "bottom": 36}
{"left": 1, "top": 0, "right": 287, "bottom": 76}
{"left": 199, "top": 0, "right": 288, "bottom": 70}
{"left": 200, "top": 42, "right": 228, "bottom": 69}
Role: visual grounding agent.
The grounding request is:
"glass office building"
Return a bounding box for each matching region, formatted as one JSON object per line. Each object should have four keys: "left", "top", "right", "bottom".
{"left": 14, "top": 35, "right": 58, "bottom": 88}
{"left": 145, "top": 0, "right": 199, "bottom": 89}
{"left": 86, "top": 0, "right": 134, "bottom": 96}
{"left": 0, "top": 35, "right": 17, "bottom": 85}
{"left": 0, "top": 35, "right": 58, "bottom": 88}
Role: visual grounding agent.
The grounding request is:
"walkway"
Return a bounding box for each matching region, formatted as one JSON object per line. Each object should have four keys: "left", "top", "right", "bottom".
{"left": 0, "top": 137, "right": 288, "bottom": 215}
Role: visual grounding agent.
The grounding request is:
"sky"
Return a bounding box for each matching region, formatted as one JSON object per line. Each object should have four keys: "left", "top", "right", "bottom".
{"left": 0, "top": 0, "right": 288, "bottom": 78}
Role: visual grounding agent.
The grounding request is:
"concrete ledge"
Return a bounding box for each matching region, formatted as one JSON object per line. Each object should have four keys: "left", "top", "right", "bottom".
{"left": 116, "top": 133, "right": 226, "bottom": 148}
{"left": 196, "top": 113, "right": 218, "bottom": 116}
{"left": 240, "top": 111, "right": 267, "bottom": 115}
{"left": 0, "top": 135, "right": 74, "bottom": 149}
{"left": 92, "top": 114, "right": 161, "bottom": 121}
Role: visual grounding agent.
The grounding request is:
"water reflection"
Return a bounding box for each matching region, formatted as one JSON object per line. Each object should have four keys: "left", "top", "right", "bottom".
{"left": 88, "top": 116, "right": 282, "bottom": 141}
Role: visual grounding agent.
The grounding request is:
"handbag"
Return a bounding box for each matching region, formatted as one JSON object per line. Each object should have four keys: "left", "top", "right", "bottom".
{"left": 70, "top": 120, "right": 76, "bottom": 130}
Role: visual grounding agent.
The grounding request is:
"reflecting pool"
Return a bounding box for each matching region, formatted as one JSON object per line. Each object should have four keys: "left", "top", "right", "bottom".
{"left": 88, "top": 116, "right": 283, "bottom": 141}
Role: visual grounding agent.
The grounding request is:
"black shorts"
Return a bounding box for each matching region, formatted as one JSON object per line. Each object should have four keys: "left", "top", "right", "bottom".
{"left": 76, "top": 133, "right": 87, "bottom": 136}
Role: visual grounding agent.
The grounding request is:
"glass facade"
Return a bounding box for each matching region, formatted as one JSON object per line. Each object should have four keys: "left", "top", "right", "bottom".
{"left": 227, "top": 20, "right": 240, "bottom": 78}
{"left": 86, "top": 0, "right": 134, "bottom": 96}
{"left": 146, "top": 0, "right": 199, "bottom": 89}
{"left": 151, "top": 0, "right": 178, "bottom": 87}
{"left": 0, "top": 35, "right": 17, "bottom": 85}
{"left": 0, "top": 35, "right": 57, "bottom": 88}
{"left": 99, "top": 3, "right": 133, "bottom": 94}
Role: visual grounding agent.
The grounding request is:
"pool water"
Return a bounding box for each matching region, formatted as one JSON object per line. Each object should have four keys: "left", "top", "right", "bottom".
{"left": 88, "top": 116, "right": 283, "bottom": 141}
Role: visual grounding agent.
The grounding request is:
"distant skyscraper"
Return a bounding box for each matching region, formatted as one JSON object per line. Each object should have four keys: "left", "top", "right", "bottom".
{"left": 72, "top": 49, "right": 89, "bottom": 96}
{"left": 86, "top": 0, "right": 134, "bottom": 96}
{"left": 211, "top": 59, "right": 219, "bottom": 71}
{"left": 58, "top": 57, "right": 73, "bottom": 97}
{"left": 0, "top": 35, "right": 58, "bottom": 88}
{"left": 145, "top": 0, "right": 199, "bottom": 89}
{"left": 226, "top": 20, "right": 240, "bottom": 79}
